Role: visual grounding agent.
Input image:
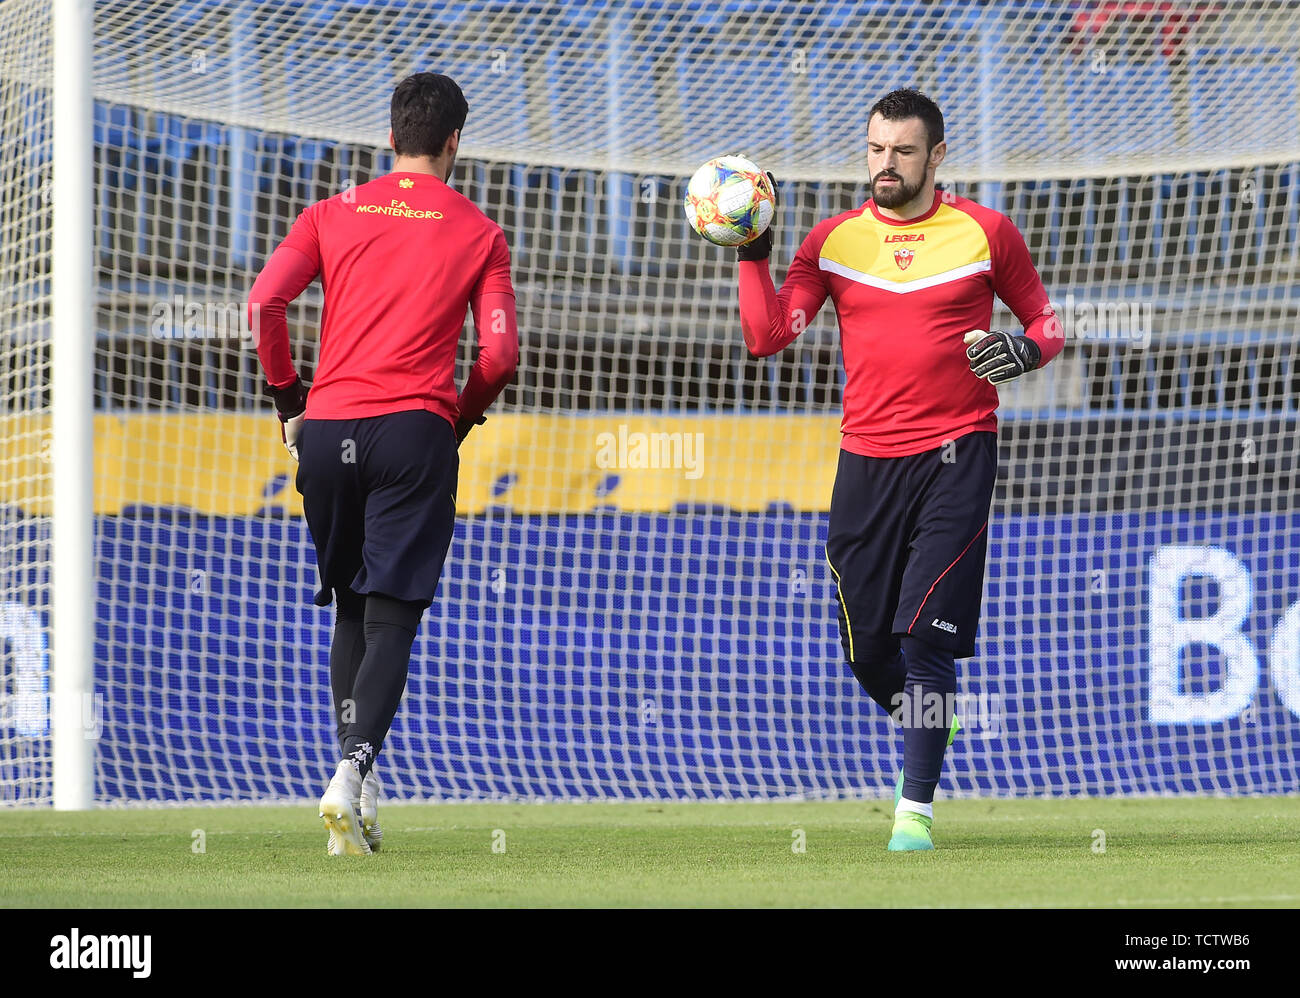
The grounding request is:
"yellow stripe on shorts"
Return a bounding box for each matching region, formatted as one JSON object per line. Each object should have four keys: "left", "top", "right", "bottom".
{"left": 823, "top": 550, "right": 855, "bottom": 664}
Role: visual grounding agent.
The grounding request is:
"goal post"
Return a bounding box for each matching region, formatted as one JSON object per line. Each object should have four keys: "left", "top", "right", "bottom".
{"left": 51, "top": 0, "right": 95, "bottom": 811}
{"left": 2, "top": 1, "right": 1299, "bottom": 806}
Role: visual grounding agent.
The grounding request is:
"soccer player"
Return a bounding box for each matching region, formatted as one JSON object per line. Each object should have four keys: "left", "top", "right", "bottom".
{"left": 737, "top": 89, "right": 1063, "bottom": 850}
{"left": 248, "top": 73, "right": 518, "bottom": 855}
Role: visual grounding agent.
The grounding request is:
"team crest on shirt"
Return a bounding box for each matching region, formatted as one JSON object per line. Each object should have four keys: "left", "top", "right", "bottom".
{"left": 894, "top": 248, "right": 915, "bottom": 270}
{"left": 399, "top": 178, "right": 414, "bottom": 188}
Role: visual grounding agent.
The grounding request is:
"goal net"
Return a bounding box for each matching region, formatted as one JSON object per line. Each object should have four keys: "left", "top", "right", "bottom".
{"left": 3, "top": 0, "right": 1300, "bottom": 804}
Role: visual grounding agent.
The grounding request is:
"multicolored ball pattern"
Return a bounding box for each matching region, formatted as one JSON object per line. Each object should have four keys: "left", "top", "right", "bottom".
{"left": 684, "top": 155, "right": 776, "bottom": 247}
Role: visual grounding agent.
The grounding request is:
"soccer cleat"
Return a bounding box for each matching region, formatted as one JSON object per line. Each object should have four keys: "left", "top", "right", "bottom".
{"left": 359, "top": 766, "right": 383, "bottom": 853}
{"left": 319, "top": 759, "right": 371, "bottom": 856}
{"left": 894, "top": 714, "right": 962, "bottom": 808}
{"left": 887, "top": 811, "right": 934, "bottom": 851}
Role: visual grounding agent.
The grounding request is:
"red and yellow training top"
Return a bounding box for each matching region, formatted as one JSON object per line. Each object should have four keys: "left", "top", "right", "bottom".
{"left": 739, "top": 190, "right": 1063, "bottom": 457}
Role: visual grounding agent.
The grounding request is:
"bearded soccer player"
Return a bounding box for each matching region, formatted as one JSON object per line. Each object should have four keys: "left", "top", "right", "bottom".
{"left": 249, "top": 73, "right": 518, "bottom": 855}
{"left": 738, "top": 88, "right": 1062, "bottom": 850}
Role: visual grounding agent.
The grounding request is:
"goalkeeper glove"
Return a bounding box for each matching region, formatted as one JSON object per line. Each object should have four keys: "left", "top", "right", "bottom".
{"left": 963, "top": 330, "right": 1041, "bottom": 385}
{"left": 269, "top": 376, "right": 309, "bottom": 461}
{"left": 735, "top": 171, "right": 777, "bottom": 262}
{"left": 455, "top": 413, "right": 486, "bottom": 447}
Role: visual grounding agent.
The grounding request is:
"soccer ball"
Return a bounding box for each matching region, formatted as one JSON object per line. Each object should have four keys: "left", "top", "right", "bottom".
{"left": 684, "top": 155, "right": 776, "bottom": 247}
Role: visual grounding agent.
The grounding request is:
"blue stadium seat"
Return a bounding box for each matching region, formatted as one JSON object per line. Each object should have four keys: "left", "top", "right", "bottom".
{"left": 677, "top": 55, "right": 794, "bottom": 160}
{"left": 925, "top": 44, "right": 1055, "bottom": 167}
{"left": 282, "top": 45, "right": 396, "bottom": 137}
{"left": 94, "top": 102, "right": 145, "bottom": 261}
{"left": 95, "top": 105, "right": 214, "bottom": 258}
{"left": 1064, "top": 59, "right": 1176, "bottom": 160}
{"left": 609, "top": 10, "right": 670, "bottom": 160}
{"left": 811, "top": 0, "right": 889, "bottom": 30}
{"left": 424, "top": 46, "right": 530, "bottom": 148}
{"left": 152, "top": 113, "right": 221, "bottom": 167}
{"left": 1188, "top": 47, "right": 1298, "bottom": 152}
{"left": 94, "top": 102, "right": 137, "bottom": 155}
{"left": 545, "top": 53, "right": 609, "bottom": 148}
{"left": 807, "top": 41, "right": 921, "bottom": 164}
{"left": 539, "top": 48, "right": 661, "bottom": 161}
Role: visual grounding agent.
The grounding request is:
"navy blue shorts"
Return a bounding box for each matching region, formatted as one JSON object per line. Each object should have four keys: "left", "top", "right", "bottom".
{"left": 824, "top": 431, "right": 997, "bottom": 661}
{"left": 294, "top": 409, "right": 459, "bottom": 610}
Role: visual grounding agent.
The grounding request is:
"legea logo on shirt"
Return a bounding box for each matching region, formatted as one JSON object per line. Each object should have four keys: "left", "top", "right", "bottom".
{"left": 884, "top": 233, "right": 922, "bottom": 270}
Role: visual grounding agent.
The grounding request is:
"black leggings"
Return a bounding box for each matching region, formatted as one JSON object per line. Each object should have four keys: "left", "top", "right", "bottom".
{"left": 328, "top": 586, "right": 425, "bottom": 777}
{"left": 847, "top": 634, "right": 956, "bottom": 805}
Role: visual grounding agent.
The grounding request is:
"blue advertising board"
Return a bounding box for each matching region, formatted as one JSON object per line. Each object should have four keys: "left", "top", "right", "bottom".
{"left": 17, "top": 509, "right": 1279, "bottom": 802}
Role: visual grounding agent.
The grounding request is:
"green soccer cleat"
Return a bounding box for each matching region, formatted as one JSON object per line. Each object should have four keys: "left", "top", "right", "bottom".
{"left": 894, "top": 714, "right": 962, "bottom": 808}
{"left": 887, "top": 811, "right": 934, "bottom": 851}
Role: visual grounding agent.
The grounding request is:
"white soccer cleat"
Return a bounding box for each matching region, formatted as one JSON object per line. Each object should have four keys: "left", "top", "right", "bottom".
{"left": 319, "top": 759, "right": 371, "bottom": 856}
{"left": 360, "top": 766, "right": 383, "bottom": 853}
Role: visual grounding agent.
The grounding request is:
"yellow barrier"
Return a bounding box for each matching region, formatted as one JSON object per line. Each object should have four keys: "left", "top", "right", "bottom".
{"left": 0, "top": 413, "right": 844, "bottom": 515}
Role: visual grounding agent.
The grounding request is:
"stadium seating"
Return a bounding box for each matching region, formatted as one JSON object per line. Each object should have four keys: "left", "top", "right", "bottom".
{"left": 1188, "top": 46, "right": 1298, "bottom": 151}
{"left": 88, "top": 0, "right": 1300, "bottom": 402}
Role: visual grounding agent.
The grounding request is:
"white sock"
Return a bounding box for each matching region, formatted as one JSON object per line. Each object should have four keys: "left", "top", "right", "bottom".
{"left": 896, "top": 797, "right": 934, "bottom": 820}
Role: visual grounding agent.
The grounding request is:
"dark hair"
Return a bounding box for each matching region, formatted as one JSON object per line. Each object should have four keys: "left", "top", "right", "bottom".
{"left": 390, "top": 72, "right": 468, "bottom": 158}
{"left": 867, "top": 88, "right": 944, "bottom": 151}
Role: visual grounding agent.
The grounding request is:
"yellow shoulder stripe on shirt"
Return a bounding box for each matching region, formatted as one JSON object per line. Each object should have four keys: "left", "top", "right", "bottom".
{"left": 817, "top": 202, "right": 991, "bottom": 292}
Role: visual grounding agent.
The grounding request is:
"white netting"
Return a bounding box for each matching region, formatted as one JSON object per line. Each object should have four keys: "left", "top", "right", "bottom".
{"left": 2, "top": 0, "right": 1299, "bottom": 804}
{"left": 0, "top": 0, "right": 53, "bottom": 804}
{"left": 86, "top": 0, "right": 1300, "bottom": 179}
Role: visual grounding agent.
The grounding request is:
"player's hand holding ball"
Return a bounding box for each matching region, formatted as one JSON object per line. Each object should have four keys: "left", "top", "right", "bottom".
{"left": 734, "top": 173, "right": 776, "bottom": 262}
{"left": 963, "top": 330, "right": 1040, "bottom": 385}
{"left": 270, "top": 376, "right": 310, "bottom": 461}
{"left": 683, "top": 155, "right": 776, "bottom": 260}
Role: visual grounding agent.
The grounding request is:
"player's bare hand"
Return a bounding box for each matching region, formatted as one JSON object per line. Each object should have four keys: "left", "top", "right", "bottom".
{"left": 963, "top": 330, "right": 1040, "bottom": 385}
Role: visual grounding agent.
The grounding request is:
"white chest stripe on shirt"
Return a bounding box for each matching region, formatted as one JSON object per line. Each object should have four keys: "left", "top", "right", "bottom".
{"left": 818, "top": 257, "right": 992, "bottom": 293}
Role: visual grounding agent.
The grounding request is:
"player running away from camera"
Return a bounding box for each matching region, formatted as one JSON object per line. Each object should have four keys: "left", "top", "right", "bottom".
{"left": 737, "top": 88, "right": 1062, "bottom": 851}
{"left": 249, "top": 73, "right": 518, "bottom": 855}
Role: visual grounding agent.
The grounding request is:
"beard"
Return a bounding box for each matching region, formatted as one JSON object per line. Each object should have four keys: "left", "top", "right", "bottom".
{"left": 871, "top": 169, "right": 923, "bottom": 209}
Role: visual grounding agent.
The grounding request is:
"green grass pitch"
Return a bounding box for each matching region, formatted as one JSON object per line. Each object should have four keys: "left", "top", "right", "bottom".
{"left": 3, "top": 798, "right": 1298, "bottom": 908}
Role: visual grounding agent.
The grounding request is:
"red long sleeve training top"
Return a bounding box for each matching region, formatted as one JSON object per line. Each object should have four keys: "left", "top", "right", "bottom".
{"left": 249, "top": 171, "right": 518, "bottom": 430}
{"left": 739, "top": 191, "right": 1063, "bottom": 457}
